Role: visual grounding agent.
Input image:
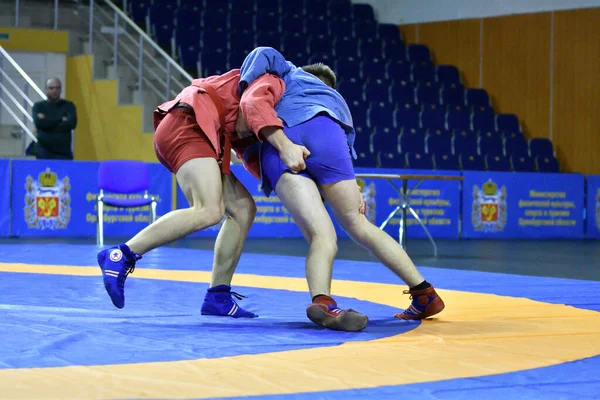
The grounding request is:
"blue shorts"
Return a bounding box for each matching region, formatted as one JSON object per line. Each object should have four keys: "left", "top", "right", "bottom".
{"left": 261, "top": 115, "right": 355, "bottom": 195}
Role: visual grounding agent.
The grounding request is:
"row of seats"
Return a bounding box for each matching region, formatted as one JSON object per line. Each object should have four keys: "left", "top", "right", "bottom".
{"left": 120, "top": 0, "right": 562, "bottom": 174}
{"left": 355, "top": 151, "right": 560, "bottom": 173}
{"left": 341, "top": 79, "right": 489, "bottom": 106}
{"left": 351, "top": 105, "right": 520, "bottom": 133}
{"left": 357, "top": 130, "right": 554, "bottom": 160}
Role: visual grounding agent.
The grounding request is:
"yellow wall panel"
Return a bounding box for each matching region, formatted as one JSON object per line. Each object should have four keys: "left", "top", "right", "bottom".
{"left": 552, "top": 8, "right": 600, "bottom": 175}
{"left": 0, "top": 27, "right": 69, "bottom": 53}
{"left": 66, "top": 55, "right": 155, "bottom": 162}
{"left": 418, "top": 19, "right": 481, "bottom": 88}
{"left": 398, "top": 24, "right": 417, "bottom": 46}
{"left": 481, "top": 13, "right": 552, "bottom": 139}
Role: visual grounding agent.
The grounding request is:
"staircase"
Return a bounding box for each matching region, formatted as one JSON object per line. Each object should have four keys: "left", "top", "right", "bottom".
{"left": 0, "top": 0, "right": 193, "bottom": 158}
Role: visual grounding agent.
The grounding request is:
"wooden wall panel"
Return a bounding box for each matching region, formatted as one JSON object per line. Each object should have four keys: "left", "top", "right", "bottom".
{"left": 398, "top": 24, "right": 417, "bottom": 46}
{"left": 552, "top": 8, "right": 600, "bottom": 175}
{"left": 418, "top": 19, "right": 481, "bottom": 88}
{"left": 481, "top": 13, "right": 552, "bottom": 139}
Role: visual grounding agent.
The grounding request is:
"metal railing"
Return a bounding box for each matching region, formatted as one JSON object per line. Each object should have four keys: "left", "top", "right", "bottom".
{"left": 0, "top": 45, "right": 43, "bottom": 155}
{"left": 85, "top": 0, "right": 193, "bottom": 103}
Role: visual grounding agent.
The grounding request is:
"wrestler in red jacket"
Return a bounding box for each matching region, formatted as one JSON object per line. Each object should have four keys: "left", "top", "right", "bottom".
{"left": 96, "top": 70, "right": 309, "bottom": 318}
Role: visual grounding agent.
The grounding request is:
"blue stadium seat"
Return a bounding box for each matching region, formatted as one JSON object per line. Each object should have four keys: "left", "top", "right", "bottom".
{"left": 354, "top": 150, "right": 377, "bottom": 168}
{"left": 353, "top": 125, "right": 371, "bottom": 145}
{"left": 412, "top": 62, "right": 436, "bottom": 83}
{"left": 353, "top": 127, "right": 372, "bottom": 153}
{"left": 503, "top": 134, "right": 529, "bottom": 157}
{"left": 255, "top": 12, "right": 279, "bottom": 31}
{"left": 203, "top": 0, "right": 229, "bottom": 13}
{"left": 478, "top": 131, "right": 504, "bottom": 157}
{"left": 231, "top": 0, "right": 255, "bottom": 13}
{"left": 333, "top": 36, "right": 359, "bottom": 57}
{"left": 459, "top": 153, "right": 486, "bottom": 171}
{"left": 255, "top": 31, "right": 281, "bottom": 49}
{"left": 129, "top": 0, "right": 151, "bottom": 30}
{"left": 200, "top": 49, "right": 228, "bottom": 76}
{"left": 420, "top": 102, "right": 443, "bottom": 112}
{"left": 495, "top": 113, "right": 522, "bottom": 134}
{"left": 420, "top": 108, "right": 446, "bottom": 131}
{"left": 364, "top": 79, "right": 390, "bottom": 103}
{"left": 511, "top": 155, "right": 536, "bottom": 172}
{"left": 178, "top": 42, "right": 200, "bottom": 75}
{"left": 335, "top": 57, "right": 361, "bottom": 80}
{"left": 282, "top": 33, "right": 307, "bottom": 55}
{"left": 309, "top": 34, "right": 334, "bottom": 54}
{"left": 433, "top": 153, "right": 458, "bottom": 170}
{"left": 452, "top": 129, "right": 478, "bottom": 156}
{"left": 485, "top": 154, "right": 511, "bottom": 171}
{"left": 308, "top": 52, "right": 334, "bottom": 64}
{"left": 405, "top": 152, "right": 433, "bottom": 169}
{"left": 441, "top": 85, "right": 465, "bottom": 106}
{"left": 347, "top": 98, "right": 369, "bottom": 128}
{"left": 436, "top": 65, "right": 461, "bottom": 85}
{"left": 179, "top": 0, "right": 204, "bottom": 12}
{"left": 426, "top": 131, "right": 453, "bottom": 154}
{"left": 203, "top": 10, "right": 228, "bottom": 31}
{"left": 415, "top": 82, "right": 441, "bottom": 105}
{"left": 378, "top": 24, "right": 403, "bottom": 43}
{"left": 389, "top": 82, "right": 415, "bottom": 107}
{"left": 330, "top": 20, "right": 354, "bottom": 37}
{"left": 378, "top": 152, "right": 405, "bottom": 169}
{"left": 352, "top": 3, "right": 376, "bottom": 21}
{"left": 228, "top": 50, "right": 249, "bottom": 70}
{"left": 529, "top": 138, "right": 555, "bottom": 158}
{"left": 362, "top": 59, "right": 387, "bottom": 79}
{"left": 471, "top": 109, "right": 496, "bottom": 132}
{"left": 149, "top": 3, "right": 176, "bottom": 26}
{"left": 446, "top": 109, "right": 471, "bottom": 131}
{"left": 536, "top": 156, "right": 560, "bottom": 173}
{"left": 368, "top": 102, "right": 396, "bottom": 129}
{"left": 399, "top": 130, "right": 426, "bottom": 154}
{"left": 229, "top": 11, "right": 254, "bottom": 33}
{"left": 353, "top": 21, "right": 378, "bottom": 38}
{"left": 371, "top": 127, "right": 399, "bottom": 153}
{"left": 152, "top": 23, "right": 174, "bottom": 54}
{"left": 359, "top": 37, "right": 384, "bottom": 59}
{"left": 280, "top": 12, "right": 305, "bottom": 34}
{"left": 338, "top": 79, "right": 363, "bottom": 102}
{"left": 329, "top": 0, "right": 352, "bottom": 17}
{"left": 383, "top": 41, "right": 406, "bottom": 61}
{"left": 305, "top": 0, "right": 329, "bottom": 17}
{"left": 395, "top": 108, "right": 420, "bottom": 130}
{"left": 465, "top": 88, "right": 491, "bottom": 109}
{"left": 229, "top": 31, "right": 255, "bottom": 54}
{"left": 407, "top": 44, "right": 432, "bottom": 63}
{"left": 387, "top": 60, "right": 412, "bottom": 83}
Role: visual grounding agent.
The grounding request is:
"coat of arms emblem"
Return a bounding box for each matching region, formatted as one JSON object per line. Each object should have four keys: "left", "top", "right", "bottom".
{"left": 472, "top": 178, "right": 507, "bottom": 232}
{"left": 24, "top": 168, "right": 71, "bottom": 229}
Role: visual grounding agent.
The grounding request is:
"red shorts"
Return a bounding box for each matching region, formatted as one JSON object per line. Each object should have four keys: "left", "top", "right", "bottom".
{"left": 153, "top": 108, "right": 217, "bottom": 174}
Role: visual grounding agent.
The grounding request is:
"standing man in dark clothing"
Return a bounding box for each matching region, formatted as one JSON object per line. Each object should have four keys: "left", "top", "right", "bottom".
{"left": 32, "top": 77, "right": 77, "bottom": 160}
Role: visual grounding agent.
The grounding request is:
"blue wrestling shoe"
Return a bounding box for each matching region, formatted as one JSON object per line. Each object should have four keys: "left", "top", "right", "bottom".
{"left": 97, "top": 244, "right": 141, "bottom": 309}
{"left": 201, "top": 285, "right": 258, "bottom": 318}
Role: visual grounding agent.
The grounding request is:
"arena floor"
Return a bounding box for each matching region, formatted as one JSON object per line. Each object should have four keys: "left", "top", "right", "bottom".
{"left": 1, "top": 237, "right": 599, "bottom": 399}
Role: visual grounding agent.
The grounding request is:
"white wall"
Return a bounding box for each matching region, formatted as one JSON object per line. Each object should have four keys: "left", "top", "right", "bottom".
{"left": 354, "top": 0, "right": 600, "bottom": 24}
{"left": 0, "top": 50, "right": 66, "bottom": 127}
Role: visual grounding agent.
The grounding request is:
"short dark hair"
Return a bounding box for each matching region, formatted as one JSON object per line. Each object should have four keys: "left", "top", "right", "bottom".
{"left": 301, "top": 63, "right": 337, "bottom": 88}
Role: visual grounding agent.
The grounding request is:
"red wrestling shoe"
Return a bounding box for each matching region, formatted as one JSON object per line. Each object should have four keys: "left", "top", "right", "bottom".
{"left": 306, "top": 295, "right": 368, "bottom": 332}
{"left": 394, "top": 285, "right": 445, "bottom": 320}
